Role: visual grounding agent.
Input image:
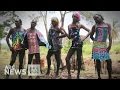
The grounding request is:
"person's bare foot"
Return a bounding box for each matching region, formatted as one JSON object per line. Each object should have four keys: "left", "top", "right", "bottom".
{"left": 45, "top": 74, "right": 50, "bottom": 79}
{"left": 68, "top": 74, "right": 71, "bottom": 79}
{"left": 77, "top": 75, "right": 79, "bottom": 79}
{"left": 35, "top": 76, "right": 40, "bottom": 79}
{"left": 108, "top": 76, "right": 112, "bottom": 79}
{"left": 28, "top": 76, "right": 32, "bottom": 79}
{"left": 53, "top": 74, "right": 60, "bottom": 79}
{"left": 18, "top": 75, "right": 22, "bottom": 79}
{"left": 5, "top": 74, "right": 9, "bottom": 79}
{"left": 98, "top": 77, "right": 101, "bottom": 79}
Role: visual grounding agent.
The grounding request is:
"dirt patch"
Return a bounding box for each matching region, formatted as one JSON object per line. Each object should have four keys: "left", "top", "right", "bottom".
{"left": 112, "top": 60, "right": 120, "bottom": 74}
{"left": 0, "top": 54, "right": 120, "bottom": 79}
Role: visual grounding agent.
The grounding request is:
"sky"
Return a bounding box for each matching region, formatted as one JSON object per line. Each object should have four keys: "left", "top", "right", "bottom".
{"left": 1, "top": 11, "right": 120, "bottom": 44}
{"left": 14, "top": 11, "right": 93, "bottom": 40}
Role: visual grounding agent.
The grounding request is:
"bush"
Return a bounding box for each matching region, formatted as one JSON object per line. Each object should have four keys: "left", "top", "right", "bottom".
{"left": 62, "top": 39, "right": 72, "bottom": 54}
{"left": 62, "top": 39, "right": 92, "bottom": 58}
{"left": 111, "top": 43, "right": 120, "bottom": 54}
{"left": 40, "top": 46, "right": 48, "bottom": 55}
{"left": 82, "top": 42, "right": 92, "bottom": 55}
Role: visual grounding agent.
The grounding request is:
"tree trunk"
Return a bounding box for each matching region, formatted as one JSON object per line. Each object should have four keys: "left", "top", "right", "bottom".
{"left": 44, "top": 21, "right": 48, "bottom": 39}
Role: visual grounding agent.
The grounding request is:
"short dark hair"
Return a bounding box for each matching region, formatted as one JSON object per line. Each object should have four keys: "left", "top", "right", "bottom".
{"left": 31, "top": 20, "right": 37, "bottom": 24}
{"left": 94, "top": 14, "right": 104, "bottom": 20}
{"left": 15, "top": 19, "right": 22, "bottom": 24}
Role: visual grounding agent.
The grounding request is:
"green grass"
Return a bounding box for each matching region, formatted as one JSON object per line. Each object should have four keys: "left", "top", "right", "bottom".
{"left": 62, "top": 41, "right": 120, "bottom": 59}
{"left": 82, "top": 43, "right": 92, "bottom": 56}
{"left": 0, "top": 41, "right": 120, "bottom": 60}
{"left": 40, "top": 46, "right": 48, "bottom": 55}
{"left": 111, "top": 43, "right": 120, "bottom": 54}
{"left": 62, "top": 40, "right": 92, "bottom": 58}
{"left": 62, "top": 40, "right": 72, "bottom": 54}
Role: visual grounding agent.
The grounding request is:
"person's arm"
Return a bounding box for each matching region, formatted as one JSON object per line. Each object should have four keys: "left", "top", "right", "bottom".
{"left": 6, "top": 29, "right": 14, "bottom": 51}
{"left": 90, "top": 25, "right": 95, "bottom": 41}
{"left": 81, "top": 24, "right": 90, "bottom": 32}
{"left": 57, "top": 27, "right": 67, "bottom": 38}
{"left": 23, "top": 29, "right": 27, "bottom": 37}
{"left": 57, "top": 27, "right": 70, "bottom": 39}
{"left": 37, "top": 31, "right": 51, "bottom": 49}
{"left": 107, "top": 24, "right": 112, "bottom": 52}
{"left": 23, "top": 33, "right": 28, "bottom": 50}
{"left": 80, "top": 25, "right": 92, "bottom": 42}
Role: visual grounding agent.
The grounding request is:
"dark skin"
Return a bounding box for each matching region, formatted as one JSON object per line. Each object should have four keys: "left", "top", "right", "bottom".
{"left": 61, "top": 16, "right": 91, "bottom": 41}
{"left": 6, "top": 20, "right": 23, "bottom": 52}
{"left": 27, "top": 21, "right": 42, "bottom": 79}
{"left": 51, "top": 20, "right": 66, "bottom": 38}
{"left": 46, "top": 21, "right": 65, "bottom": 76}
{"left": 61, "top": 16, "right": 92, "bottom": 79}
{"left": 30, "top": 21, "right": 37, "bottom": 31}
{"left": 6, "top": 29, "right": 14, "bottom": 51}
{"left": 6, "top": 20, "right": 25, "bottom": 79}
{"left": 90, "top": 16, "right": 112, "bottom": 53}
{"left": 90, "top": 15, "right": 112, "bottom": 79}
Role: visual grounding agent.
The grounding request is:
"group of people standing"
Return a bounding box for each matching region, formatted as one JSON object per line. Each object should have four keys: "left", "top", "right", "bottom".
{"left": 6, "top": 12, "right": 112, "bottom": 79}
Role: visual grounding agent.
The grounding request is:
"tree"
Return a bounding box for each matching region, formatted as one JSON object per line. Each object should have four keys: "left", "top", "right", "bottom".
{"left": 80, "top": 11, "right": 95, "bottom": 25}
{"left": 39, "top": 11, "right": 48, "bottom": 39}
{"left": 37, "top": 11, "right": 71, "bottom": 70}
{"left": 60, "top": 11, "right": 71, "bottom": 27}
{"left": 0, "top": 11, "right": 19, "bottom": 53}
{"left": 112, "top": 19, "right": 120, "bottom": 43}
{"left": 0, "top": 11, "right": 18, "bottom": 27}
{"left": 0, "top": 24, "right": 5, "bottom": 53}
{"left": 0, "top": 11, "right": 19, "bottom": 34}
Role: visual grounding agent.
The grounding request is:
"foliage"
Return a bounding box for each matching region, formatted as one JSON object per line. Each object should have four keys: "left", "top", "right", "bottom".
{"left": 0, "top": 24, "right": 5, "bottom": 39}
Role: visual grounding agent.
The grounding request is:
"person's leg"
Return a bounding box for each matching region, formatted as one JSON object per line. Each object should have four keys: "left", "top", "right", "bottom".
{"left": 35, "top": 53, "right": 40, "bottom": 64}
{"left": 59, "top": 49, "right": 65, "bottom": 70}
{"left": 54, "top": 50, "right": 61, "bottom": 76}
{"left": 28, "top": 54, "right": 34, "bottom": 64}
{"left": 19, "top": 49, "right": 25, "bottom": 70}
{"left": 71, "top": 53, "right": 76, "bottom": 71}
{"left": 81, "top": 54, "right": 85, "bottom": 70}
{"left": 96, "top": 60, "right": 101, "bottom": 79}
{"left": 28, "top": 54, "right": 34, "bottom": 79}
{"left": 18, "top": 49, "right": 25, "bottom": 79}
{"left": 94, "top": 59, "right": 97, "bottom": 74}
{"left": 46, "top": 50, "right": 53, "bottom": 75}
{"left": 10, "top": 51, "right": 18, "bottom": 66}
{"left": 106, "top": 59, "right": 112, "bottom": 79}
{"left": 76, "top": 47, "right": 82, "bottom": 79}
{"left": 65, "top": 48, "right": 75, "bottom": 79}
{"left": 35, "top": 53, "right": 42, "bottom": 74}
{"left": 6, "top": 51, "right": 18, "bottom": 79}
{"left": 35, "top": 53, "right": 41, "bottom": 79}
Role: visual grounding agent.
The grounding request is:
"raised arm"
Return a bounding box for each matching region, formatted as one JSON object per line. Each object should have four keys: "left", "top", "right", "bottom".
{"left": 57, "top": 27, "right": 67, "bottom": 38}
{"left": 57, "top": 27, "right": 69, "bottom": 39}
